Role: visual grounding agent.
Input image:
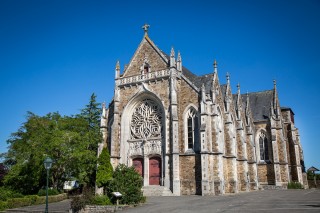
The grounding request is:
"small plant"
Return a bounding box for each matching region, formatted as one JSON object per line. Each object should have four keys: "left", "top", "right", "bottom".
{"left": 287, "top": 182, "right": 303, "bottom": 189}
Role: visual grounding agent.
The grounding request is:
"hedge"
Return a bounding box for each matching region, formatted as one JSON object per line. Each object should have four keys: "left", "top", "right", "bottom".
{"left": 0, "top": 193, "right": 67, "bottom": 211}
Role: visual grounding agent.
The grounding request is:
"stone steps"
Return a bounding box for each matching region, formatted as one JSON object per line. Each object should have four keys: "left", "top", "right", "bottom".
{"left": 142, "top": 185, "right": 174, "bottom": 196}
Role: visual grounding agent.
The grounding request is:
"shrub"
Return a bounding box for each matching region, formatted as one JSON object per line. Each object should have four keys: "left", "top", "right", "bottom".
{"left": 0, "top": 187, "right": 23, "bottom": 201}
{"left": 0, "top": 201, "right": 8, "bottom": 211}
{"left": 91, "top": 195, "right": 111, "bottom": 205}
{"left": 107, "top": 164, "right": 144, "bottom": 205}
{"left": 96, "top": 148, "right": 113, "bottom": 189}
{"left": 287, "top": 182, "right": 303, "bottom": 189}
{"left": 6, "top": 197, "right": 32, "bottom": 209}
{"left": 48, "top": 193, "right": 67, "bottom": 203}
{"left": 24, "top": 195, "right": 38, "bottom": 205}
{"left": 0, "top": 193, "right": 67, "bottom": 211}
{"left": 37, "top": 188, "right": 60, "bottom": 196}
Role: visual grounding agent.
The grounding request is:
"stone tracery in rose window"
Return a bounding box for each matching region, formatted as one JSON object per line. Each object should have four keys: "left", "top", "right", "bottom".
{"left": 130, "top": 99, "right": 162, "bottom": 139}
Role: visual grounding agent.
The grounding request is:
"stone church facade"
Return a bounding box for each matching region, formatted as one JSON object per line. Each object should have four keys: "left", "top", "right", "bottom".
{"left": 98, "top": 25, "right": 307, "bottom": 196}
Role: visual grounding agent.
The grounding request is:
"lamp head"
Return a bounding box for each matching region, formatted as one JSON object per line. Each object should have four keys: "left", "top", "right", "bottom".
{"left": 44, "top": 157, "right": 53, "bottom": 170}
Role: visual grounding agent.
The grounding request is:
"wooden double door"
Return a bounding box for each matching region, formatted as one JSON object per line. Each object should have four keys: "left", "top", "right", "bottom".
{"left": 133, "top": 157, "right": 161, "bottom": 185}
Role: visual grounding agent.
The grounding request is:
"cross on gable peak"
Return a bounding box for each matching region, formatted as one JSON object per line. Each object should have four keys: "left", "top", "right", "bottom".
{"left": 142, "top": 23, "right": 150, "bottom": 35}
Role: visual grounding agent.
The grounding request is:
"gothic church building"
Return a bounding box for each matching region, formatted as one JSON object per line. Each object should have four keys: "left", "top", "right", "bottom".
{"left": 99, "top": 26, "right": 307, "bottom": 196}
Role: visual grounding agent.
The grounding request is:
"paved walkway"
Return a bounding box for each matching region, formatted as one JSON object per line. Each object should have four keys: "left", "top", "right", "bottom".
{"left": 5, "top": 189, "right": 320, "bottom": 213}
{"left": 4, "top": 199, "right": 71, "bottom": 213}
{"left": 123, "top": 189, "right": 320, "bottom": 213}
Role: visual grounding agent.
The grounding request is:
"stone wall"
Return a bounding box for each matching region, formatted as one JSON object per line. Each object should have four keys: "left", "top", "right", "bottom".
{"left": 180, "top": 155, "right": 197, "bottom": 195}
{"left": 307, "top": 179, "right": 320, "bottom": 188}
{"left": 77, "top": 205, "right": 129, "bottom": 213}
{"left": 123, "top": 38, "right": 168, "bottom": 78}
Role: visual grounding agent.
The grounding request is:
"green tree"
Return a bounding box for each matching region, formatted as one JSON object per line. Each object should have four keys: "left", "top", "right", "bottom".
{"left": 3, "top": 94, "right": 102, "bottom": 194}
{"left": 0, "top": 163, "right": 8, "bottom": 186}
{"left": 96, "top": 148, "right": 113, "bottom": 189}
{"left": 3, "top": 112, "right": 89, "bottom": 193}
{"left": 78, "top": 93, "right": 102, "bottom": 187}
{"left": 107, "top": 164, "right": 144, "bottom": 205}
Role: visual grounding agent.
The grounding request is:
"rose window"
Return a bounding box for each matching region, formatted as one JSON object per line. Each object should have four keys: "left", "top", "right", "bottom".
{"left": 130, "top": 99, "right": 162, "bottom": 139}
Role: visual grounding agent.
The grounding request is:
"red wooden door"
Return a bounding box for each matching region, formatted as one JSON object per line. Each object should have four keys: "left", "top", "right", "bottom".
{"left": 149, "top": 157, "right": 161, "bottom": 185}
{"left": 133, "top": 158, "right": 143, "bottom": 177}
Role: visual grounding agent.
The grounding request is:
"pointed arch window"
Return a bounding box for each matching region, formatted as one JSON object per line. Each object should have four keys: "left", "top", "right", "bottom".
{"left": 185, "top": 108, "right": 198, "bottom": 151}
{"left": 259, "top": 131, "right": 269, "bottom": 161}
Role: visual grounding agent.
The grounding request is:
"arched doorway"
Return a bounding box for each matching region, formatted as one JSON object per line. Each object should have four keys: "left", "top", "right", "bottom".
{"left": 133, "top": 158, "right": 144, "bottom": 177}
{"left": 149, "top": 157, "right": 161, "bottom": 185}
{"left": 121, "top": 96, "right": 166, "bottom": 187}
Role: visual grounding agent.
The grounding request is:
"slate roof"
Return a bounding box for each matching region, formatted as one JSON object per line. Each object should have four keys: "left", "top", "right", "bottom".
{"left": 241, "top": 90, "right": 273, "bottom": 122}
{"left": 179, "top": 63, "right": 275, "bottom": 122}
{"left": 220, "top": 84, "right": 227, "bottom": 98}
{"left": 160, "top": 46, "right": 276, "bottom": 123}
{"left": 193, "top": 73, "right": 214, "bottom": 91}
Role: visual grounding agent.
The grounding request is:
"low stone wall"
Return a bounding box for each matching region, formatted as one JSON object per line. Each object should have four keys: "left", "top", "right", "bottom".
{"left": 75, "top": 205, "right": 129, "bottom": 213}
{"left": 308, "top": 180, "right": 320, "bottom": 188}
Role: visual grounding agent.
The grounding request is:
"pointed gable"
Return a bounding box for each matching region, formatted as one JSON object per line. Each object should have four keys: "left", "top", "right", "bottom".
{"left": 122, "top": 36, "right": 169, "bottom": 77}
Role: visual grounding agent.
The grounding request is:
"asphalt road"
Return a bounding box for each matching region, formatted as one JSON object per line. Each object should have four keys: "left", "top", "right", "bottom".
{"left": 6, "top": 189, "right": 320, "bottom": 213}
{"left": 4, "top": 199, "right": 71, "bottom": 213}
{"left": 123, "top": 189, "right": 320, "bottom": 213}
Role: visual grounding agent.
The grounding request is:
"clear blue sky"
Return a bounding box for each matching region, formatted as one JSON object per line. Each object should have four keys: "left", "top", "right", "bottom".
{"left": 1, "top": 0, "right": 319, "bottom": 170}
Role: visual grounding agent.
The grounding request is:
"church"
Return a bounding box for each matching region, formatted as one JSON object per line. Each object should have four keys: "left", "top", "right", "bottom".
{"left": 98, "top": 25, "right": 307, "bottom": 196}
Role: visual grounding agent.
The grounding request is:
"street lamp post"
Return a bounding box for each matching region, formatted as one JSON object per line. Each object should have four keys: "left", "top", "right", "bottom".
{"left": 44, "top": 157, "right": 53, "bottom": 213}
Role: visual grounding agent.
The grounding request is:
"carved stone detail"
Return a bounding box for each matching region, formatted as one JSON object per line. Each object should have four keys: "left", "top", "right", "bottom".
{"left": 130, "top": 99, "right": 162, "bottom": 139}
{"left": 129, "top": 141, "right": 144, "bottom": 156}
{"left": 128, "top": 140, "right": 162, "bottom": 157}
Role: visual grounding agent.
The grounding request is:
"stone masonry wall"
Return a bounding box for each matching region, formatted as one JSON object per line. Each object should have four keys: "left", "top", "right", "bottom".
{"left": 180, "top": 155, "right": 197, "bottom": 195}
{"left": 122, "top": 39, "right": 168, "bottom": 78}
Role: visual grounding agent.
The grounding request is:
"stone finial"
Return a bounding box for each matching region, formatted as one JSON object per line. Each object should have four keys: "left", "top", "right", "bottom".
{"left": 226, "top": 72, "right": 230, "bottom": 85}
{"left": 177, "top": 51, "right": 182, "bottom": 72}
{"left": 213, "top": 59, "right": 218, "bottom": 73}
{"left": 177, "top": 51, "right": 181, "bottom": 62}
{"left": 246, "top": 91, "right": 249, "bottom": 107}
{"left": 170, "top": 47, "right": 176, "bottom": 68}
{"left": 170, "top": 47, "right": 175, "bottom": 57}
{"left": 142, "top": 23, "right": 150, "bottom": 36}
{"left": 236, "top": 83, "right": 241, "bottom": 118}
{"left": 115, "top": 60, "right": 120, "bottom": 78}
{"left": 101, "top": 102, "right": 106, "bottom": 116}
{"left": 273, "top": 79, "right": 279, "bottom": 117}
{"left": 116, "top": 60, "right": 120, "bottom": 70}
{"left": 201, "top": 83, "right": 206, "bottom": 102}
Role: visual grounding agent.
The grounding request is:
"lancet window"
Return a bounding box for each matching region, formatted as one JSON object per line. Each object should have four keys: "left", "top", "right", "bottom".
{"left": 185, "top": 107, "right": 198, "bottom": 151}
{"left": 259, "top": 131, "right": 269, "bottom": 161}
